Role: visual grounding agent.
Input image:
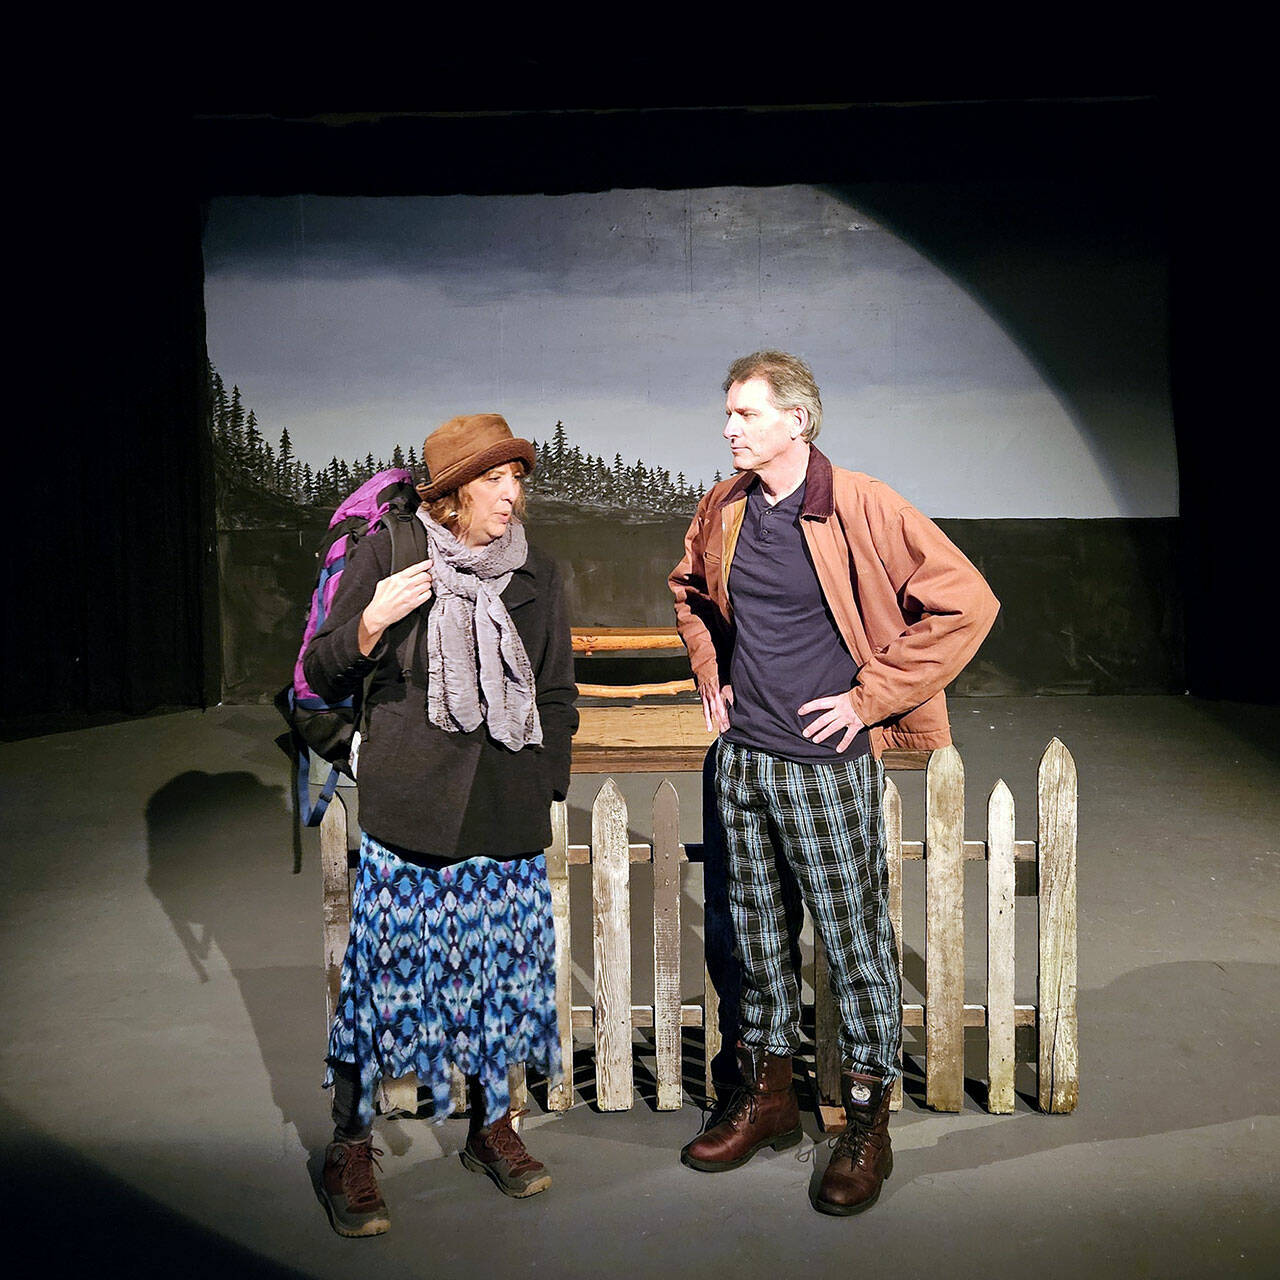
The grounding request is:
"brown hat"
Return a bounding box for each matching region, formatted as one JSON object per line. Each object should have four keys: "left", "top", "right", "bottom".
{"left": 417, "top": 413, "right": 536, "bottom": 502}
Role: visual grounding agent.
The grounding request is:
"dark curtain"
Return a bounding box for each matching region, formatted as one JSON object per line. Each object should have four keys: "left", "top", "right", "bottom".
{"left": 9, "top": 92, "right": 1264, "bottom": 729}
{"left": 7, "top": 114, "right": 218, "bottom": 729}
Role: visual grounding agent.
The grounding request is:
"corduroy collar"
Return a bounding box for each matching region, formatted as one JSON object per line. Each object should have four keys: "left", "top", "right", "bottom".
{"left": 713, "top": 445, "right": 834, "bottom": 520}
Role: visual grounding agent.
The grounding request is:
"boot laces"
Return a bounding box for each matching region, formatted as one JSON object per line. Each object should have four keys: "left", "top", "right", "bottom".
{"left": 718, "top": 1084, "right": 759, "bottom": 1128}
{"left": 831, "top": 1124, "right": 868, "bottom": 1163}
{"left": 338, "top": 1143, "right": 384, "bottom": 1210}
{"left": 483, "top": 1110, "right": 541, "bottom": 1173}
{"left": 831, "top": 1113, "right": 885, "bottom": 1167}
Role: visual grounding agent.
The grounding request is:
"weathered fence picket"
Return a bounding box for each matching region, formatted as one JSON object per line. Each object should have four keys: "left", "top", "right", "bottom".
{"left": 1038, "top": 738, "right": 1079, "bottom": 1113}
{"left": 556, "top": 783, "right": 715, "bottom": 1111}
{"left": 545, "top": 800, "right": 574, "bottom": 1112}
{"left": 651, "top": 781, "right": 683, "bottom": 1110}
{"left": 986, "top": 780, "right": 1017, "bottom": 1114}
{"left": 319, "top": 739, "right": 1078, "bottom": 1122}
{"left": 592, "top": 779, "right": 633, "bottom": 1111}
{"left": 319, "top": 793, "right": 349, "bottom": 1026}
{"left": 925, "top": 745, "right": 966, "bottom": 1111}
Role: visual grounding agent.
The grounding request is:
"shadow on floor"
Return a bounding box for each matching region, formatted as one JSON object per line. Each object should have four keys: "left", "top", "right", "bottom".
{"left": 903, "top": 958, "right": 1279, "bottom": 1178}
{"left": 145, "top": 770, "right": 330, "bottom": 1150}
{"left": 8, "top": 1097, "right": 311, "bottom": 1280}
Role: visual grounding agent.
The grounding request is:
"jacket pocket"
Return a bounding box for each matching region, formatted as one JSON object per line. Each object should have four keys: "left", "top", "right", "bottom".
{"left": 359, "top": 700, "right": 411, "bottom": 782}
{"left": 533, "top": 747, "right": 560, "bottom": 805}
{"left": 702, "top": 550, "right": 722, "bottom": 595}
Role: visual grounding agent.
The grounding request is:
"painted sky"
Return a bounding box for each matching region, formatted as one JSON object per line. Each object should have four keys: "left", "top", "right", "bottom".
{"left": 203, "top": 187, "right": 1176, "bottom": 518}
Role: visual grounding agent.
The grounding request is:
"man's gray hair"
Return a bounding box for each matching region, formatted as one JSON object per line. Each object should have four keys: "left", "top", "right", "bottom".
{"left": 724, "top": 349, "right": 823, "bottom": 442}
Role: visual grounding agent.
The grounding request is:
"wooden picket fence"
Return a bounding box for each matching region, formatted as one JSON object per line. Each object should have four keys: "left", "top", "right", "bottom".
{"left": 544, "top": 778, "right": 716, "bottom": 1112}
{"left": 318, "top": 738, "right": 1078, "bottom": 1121}
{"left": 813, "top": 739, "right": 1078, "bottom": 1119}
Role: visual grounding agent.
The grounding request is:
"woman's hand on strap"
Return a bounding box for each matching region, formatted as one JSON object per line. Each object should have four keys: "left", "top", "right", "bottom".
{"left": 358, "top": 559, "right": 433, "bottom": 655}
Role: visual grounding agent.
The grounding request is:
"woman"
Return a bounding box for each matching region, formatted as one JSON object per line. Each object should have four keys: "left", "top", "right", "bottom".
{"left": 304, "top": 413, "right": 577, "bottom": 1237}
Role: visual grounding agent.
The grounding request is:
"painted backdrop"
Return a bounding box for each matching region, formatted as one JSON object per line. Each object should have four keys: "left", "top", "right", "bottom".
{"left": 204, "top": 184, "right": 1177, "bottom": 701}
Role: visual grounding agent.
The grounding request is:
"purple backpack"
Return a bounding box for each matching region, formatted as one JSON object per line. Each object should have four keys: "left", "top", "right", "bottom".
{"left": 275, "top": 468, "right": 427, "bottom": 824}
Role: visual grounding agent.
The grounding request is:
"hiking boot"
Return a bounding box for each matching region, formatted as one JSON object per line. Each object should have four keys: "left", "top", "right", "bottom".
{"left": 461, "top": 1110, "right": 552, "bottom": 1198}
{"left": 320, "top": 1139, "right": 391, "bottom": 1237}
{"left": 814, "top": 1069, "right": 893, "bottom": 1216}
{"left": 680, "top": 1043, "right": 802, "bottom": 1172}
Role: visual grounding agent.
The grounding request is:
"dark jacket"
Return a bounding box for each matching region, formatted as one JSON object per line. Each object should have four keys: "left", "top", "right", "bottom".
{"left": 303, "top": 525, "right": 578, "bottom": 859}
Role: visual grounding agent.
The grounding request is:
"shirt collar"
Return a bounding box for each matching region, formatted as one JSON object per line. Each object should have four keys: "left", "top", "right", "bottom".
{"left": 714, "top": 445, "right": 834, "bottom": 520}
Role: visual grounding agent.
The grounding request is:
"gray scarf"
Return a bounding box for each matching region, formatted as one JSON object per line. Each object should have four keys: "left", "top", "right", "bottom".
{"left": 416, "top": 510, "right": 543, "bottom": 751}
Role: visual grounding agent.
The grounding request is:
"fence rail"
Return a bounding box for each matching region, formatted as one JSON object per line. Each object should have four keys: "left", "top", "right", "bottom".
{"left": 319, "top": 738, "right": 1078, "bottom": 1121}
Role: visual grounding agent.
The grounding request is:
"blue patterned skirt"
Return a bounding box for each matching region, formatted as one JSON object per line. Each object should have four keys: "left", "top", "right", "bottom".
{"left": 325, "top": 832, "right": 561, "bottom": 1130}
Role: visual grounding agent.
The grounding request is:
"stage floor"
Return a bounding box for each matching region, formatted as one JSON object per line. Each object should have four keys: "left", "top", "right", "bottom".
{"left": 1, "top": 696, "right": 1276, "bottom": 1278}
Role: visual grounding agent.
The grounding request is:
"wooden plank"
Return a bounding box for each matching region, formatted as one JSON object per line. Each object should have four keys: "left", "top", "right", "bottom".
{"left": 1038, "top": 738, "right": 1079, "bottom": 1113}
{"left": 569, "top": 707, "right": 924, "bottom": 773}
{"left": 652, "top": 781, "right": 683, "bottom": 1109}
{"left": 900, "top": 839, "right": 1037, "bottom": 862}
{"left": 572, "top": 627, "right": 683, "bottom": 653}
{"left": 881, "top": 750, "right": 930, "bottom": 771}
{"left": 925, "top": 745, "right": 965, "bottom": 1111}
{"left": 379, "top": 1074, "right": 419, "bottom": 1116}
{"left": 570, "top": 707, "right": 924, "bottom": 773}
{"left": 318, "top": 792, "right": 350, "bottom": 1026}
{"left": 567, "top": 842, "right": 691, "bottom": 865}
{"left": 885, "top": 777, "right": 905, "bottom": 1112}
{"left": 573, "top": 746, "right": 712, "bottom": 773}
{"left": 545, "top": 800, "right": 574, "bottom": 1112}
{"left": 572, "top": 705, "right": 716, "bottom": 774}
{"left": 576, "top": 680, "right": 695, "bottom": 699}
{"left": 986, "top": 780, "right": 1017, "bottom": 1114}
{"left": 575, "top": 705, "right": 716, "bottom": 751}
{"left": 817, "top": 1100, "right": 849, "bottom": 1132}
{"left": 592, "top": 779, "right": 634, "bottom": 1110}
{"left": 813, "top": 931, "right": 842, "bottom": 1106}
{"left": 508, "top": 1064, "right": 528, "bottom": 1130}
{"left": 903, "top": 1004, "right": 1035, "bottom": 1028}
{"left": 571, "top": 1004, "right": 705, "bottom": 1029}
{"left": 704, "top": 963, "right": 721, "bottom": 1100}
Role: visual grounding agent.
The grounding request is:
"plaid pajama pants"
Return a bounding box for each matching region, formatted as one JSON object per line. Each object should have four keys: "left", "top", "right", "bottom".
{"left": 715, "top": 739, "right": 902, "bottom": 1081}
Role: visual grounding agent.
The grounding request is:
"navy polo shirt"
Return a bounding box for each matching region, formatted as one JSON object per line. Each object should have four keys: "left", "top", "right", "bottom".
{"left": 723, "top": 480, "right": 871, "bottom": 763}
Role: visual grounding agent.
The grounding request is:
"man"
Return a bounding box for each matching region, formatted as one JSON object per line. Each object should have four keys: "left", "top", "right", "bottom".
{"left": 669, "top": 350, "right": 999, "bottom": 1216}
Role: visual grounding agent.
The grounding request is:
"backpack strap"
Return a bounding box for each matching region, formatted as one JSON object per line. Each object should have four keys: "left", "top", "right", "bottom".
{"left": 384, "top": 505, "right": 430, "bottom": 683}
{"left": 355, "top": 505, "right": 430, "bottom": 741}
{"left": 296, "top": 742, "right": 343, "bottom": 827}
{"left": 277, "top": 681, "right": 344, "bottom": 827}
{"left": 385, "top": 499, "right": 429, "bottom": 572}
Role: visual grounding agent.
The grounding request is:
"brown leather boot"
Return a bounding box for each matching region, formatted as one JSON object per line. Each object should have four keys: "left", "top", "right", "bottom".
{"left": 320, "top": 1139, "right": 391, "bottom": 1237}
{"left": 462, "top": 1109, "right": 552, "bottom": 1197}
{"left": 814, "top": 1069, "right": 893, "bottom": 1215}
{"left": 681, "top": 1043, "right": 803, "bottom": 1172}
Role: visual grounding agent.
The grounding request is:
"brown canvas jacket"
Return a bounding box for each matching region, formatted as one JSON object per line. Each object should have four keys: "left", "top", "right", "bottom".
{"left": 669, "top": 446, "right": 999, "bottom": 757}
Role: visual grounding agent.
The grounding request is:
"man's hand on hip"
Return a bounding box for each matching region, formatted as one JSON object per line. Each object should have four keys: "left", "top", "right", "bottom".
{"left": 700, "top": 680, "right": 734, "bottom": 733}
{"left": 797, "top": 690, "right": 865, "bottom": 753}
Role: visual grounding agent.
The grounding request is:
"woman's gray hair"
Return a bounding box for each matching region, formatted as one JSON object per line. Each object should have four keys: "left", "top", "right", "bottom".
{"left": 724, "top": 350, "right": 823, "bottom": 442}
